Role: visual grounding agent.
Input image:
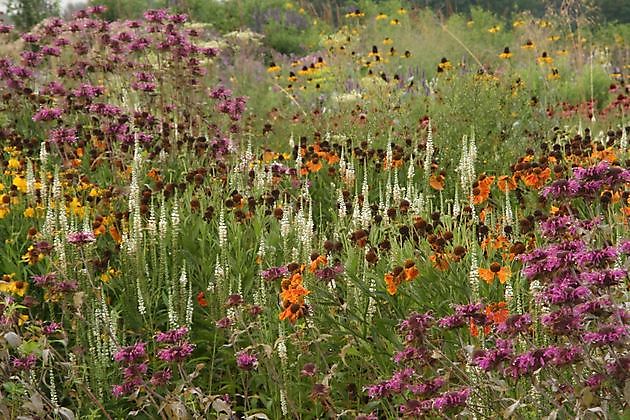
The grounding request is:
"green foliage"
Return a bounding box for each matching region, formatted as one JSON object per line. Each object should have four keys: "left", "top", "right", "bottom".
{"left": 6, "top": 0, "right": 60, "bottom": 31}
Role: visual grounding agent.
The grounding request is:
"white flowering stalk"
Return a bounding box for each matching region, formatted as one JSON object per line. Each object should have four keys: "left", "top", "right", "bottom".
{"left": 393, "top": 169, "right": 403, "bottom": 205}
{"left": 360, "top": 170, "right": 371, "bottom": 228}
{"left": 469, "top": 249, "right": 480, "bottom": 300}
{"left": 25, "top": 159, "right": 35, "bottom": 201}
{"left": 137, "top": 268, "right": 147, "bottom": 317}
{"left": 620, "top": 125, "right": 627, "bottom": 152}
{"left": 147, "top": 201, "right": 157, "bottom": 240}
{"left": 337, "top": 187, "right": 346, "bottom": 220}
{"left": 218, "top": 208, "right": 227, "bottom": 249}
{"left": 406, "top": 154, "right": 415, "bottom": 202}
{"left": 39, "top": 143, "right": 48, "bottom": 208}
{"left": 366, "top": 268, "right": 377, "bottom": 322}
{"left": 179, "top": 262, "right": 188, "bottom": 326}
{"left": 49, "top": 366, "right": 58, "bottom": 408}
{"left": 423, "top": 119, "right": 434, "bottom": 176}
{"left": 453, "top": 187, "right": 461, "bottom": 219}
{"left": 504, "top": 189, "right": 513, "bottom": 227}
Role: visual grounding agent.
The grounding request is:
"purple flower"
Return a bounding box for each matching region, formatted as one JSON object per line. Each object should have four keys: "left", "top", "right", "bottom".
{"left": 541, "top": 307, "right": 582, "bottom": 335}
{"left": 114, "top": 342, "right": 147, "bottom": 364}
{"left": 301, "top": 362, "right": 317, "bottom": 377}
{"left": 314, "top": 264, "right": 344, "bottom": 282}
{"left": 150, "top": 368, "right": 172, "bottom": 386}
{"left": 48, "top": 127, "right": 78, "bottom": 144}
{"left": 216, "top": 317, "right": 233, "bottom": 328}
{"left": 398, "top": 312, "right": 433, "bottom": 343}
{"left": 156, "top": 342, "right": 195, "bottom": 362}
{"left": 260, "top": 265, "right": 289, "bottom": 281}
{"left": 72, "top": 83, "right": 104, "bottom": 99}
{"left": 432, "top": 388, "right": 471, "bottom": 411}
{"left": 33, "top": 107, "right": 63, "bottom": 122}
{"left": 43, "top": 322, "right": 62, "bottom": 335}
{"left": 407, "top": 376, "right": 446, "bottom": 396}
{"left": 12, "top": 354, "right": 37, "bottom": 371}
{"left": 584, "top": 324, "right": 628, "bottom": 346}
{"left": 399, "top": 398, "right": 433, "bottom": 416}
{"left": 155, "top": 326, "right": 188, "bottom": 344}
{"left": 123, "top": 362, "right": 148, "bottom": 379}
{"left": 236, "top": 350, "right": 258, "bottom": 371}
{"left": 496, "top": 313, "right": 532, "bottom": 336}
{"left": 392, "top": 346, "right": 430, "bottom": 365}
{"left": 67, "top": 231, "right": 96, "bottom": 245}
{"left": 438, "top": 315, "right": 466, "bottom": 329}
{"left": 226, "top": 294, "right": 243, "bottom": 307}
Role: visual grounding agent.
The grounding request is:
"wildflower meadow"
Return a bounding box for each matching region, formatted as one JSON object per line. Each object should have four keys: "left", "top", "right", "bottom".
{"left": 0, "top": 1, "right": 628, "bottom": 418}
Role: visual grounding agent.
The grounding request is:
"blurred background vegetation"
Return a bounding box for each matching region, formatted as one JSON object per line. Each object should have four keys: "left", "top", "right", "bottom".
{"left": 3, "top": 0, "right": 630, "bottom": 52}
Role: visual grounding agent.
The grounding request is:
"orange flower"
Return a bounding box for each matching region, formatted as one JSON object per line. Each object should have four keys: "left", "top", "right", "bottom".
{"left": 470, "top": 302, "right": 509, "bottom": 336}
{"left": 305, "top": 158, "right": 323, "bottom": 173}
{"left": 429, "top": 253, "right": 450, "bottom": 271}
{"left": 429, "top": 174, "right": 445, "bottom": 191}
{"left": 385, "top": 266, "right": 406, "bottom": 295}
{"left": 478, "top": 262, "right": 511, "bottom": 284}
{"left": 497, "top": 175, "right": 517, "bottom": 192}
{"left": 196, "top": 291, "right": 208, "bottom": 307}
{"left": 522, "top": 167, "right": 550, "bottom": 189}
{"left": 309, "top": 254, "right": 328, "bottom": 273}
{"left": 473, "top": 175, "right": 494, "bottom": 204}
{"left": 481, "top": 234, "right": 509, "bottom": 251}
{"left": 109, "top": 225, "right": 122, "bottom": 244}
{"left": 385, "top": 272, "right": 398, "bottom": 295}
{"left": 279, "top": 302, "right": 306, "bottom": 323}
{"left": 403, "top": 260, "right": 419, "bottom": 281}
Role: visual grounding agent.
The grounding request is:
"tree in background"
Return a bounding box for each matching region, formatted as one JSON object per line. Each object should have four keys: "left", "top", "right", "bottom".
{"left": 6, "top": 0, "right": 60, "bottom": 30}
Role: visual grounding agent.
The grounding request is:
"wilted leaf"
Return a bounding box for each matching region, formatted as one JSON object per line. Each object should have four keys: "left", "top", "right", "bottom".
{"left": 164, "top": 401, "right": 189, "bottom": 420}
{"left": 4, "top": 332, "right": 21, "bottom": 348}
{"left": 245, "top": 414, "right": 269, "bottom": 420}
{"left": 55, "top": 407, "right": 75, "bottom": 420}
{"left": 73, "top": 292, "right": 85, "bottom": 311}
{"left": 502, "top": 400, "right": 520, "bottom": 418}
{"left": 212, "top": 398, "right": 231, "bottom": 414}
{"left": 21, "top": 392, "right": 44, "bottom": 416}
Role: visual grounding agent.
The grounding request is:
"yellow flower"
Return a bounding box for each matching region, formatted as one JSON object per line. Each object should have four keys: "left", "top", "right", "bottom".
{"left": 0, "top": 276, "right": 28, "bottom": 297}
{"left": 513, "top": 20, "right": 525, "bottom": 28}
{"left": 547, "top": 68, "right": 560, "bottom": 80}
{"left": 23, "top": 207, "right": 35, "bottom": 218}
{"left": 13, "top": 176, "right": 27, "bottom": 193}
{"left": 375, "top": 12, "right": 388, "bottom": 20}
{"left": 521, "top": 40, "right": 535, "bottom": 49}
{"left": 548, "top": 35, "right": 560, "bottom": 42}
{"left": 267, "top": 63, "right": 281, "bottom": 73}
{"left": 398, "top": 7, "right": 407, "bottom": 15}
{"left": 68, "top": 196, "right": 84, "bottom": 217}
{"left": 537, "top": 52, "right": 553, "bottom": 64}
{"left": 390, "top": 18, "right": 400, "bottom": 25}
{"left": 499, "top": 47, "right": 512, "bottom": 59}
{"left": 488, "top": 25, "right": 501, "bottom": 33}
{"left": 8, "top": 158, "right": 21, "bottom": 169}
{"left": 383, "top": 37, "right": 393, "bottom": 45}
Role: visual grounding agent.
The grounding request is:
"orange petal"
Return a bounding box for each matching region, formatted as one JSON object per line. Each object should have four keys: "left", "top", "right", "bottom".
{"left": 478, "top": 268, "right": 495, "bottom": 284}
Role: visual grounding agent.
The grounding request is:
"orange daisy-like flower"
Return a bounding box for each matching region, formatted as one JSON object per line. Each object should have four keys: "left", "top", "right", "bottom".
{"left": 429, "top": 173, "right": 445, "bottom": 191}
{"left": 403, "top": 259, "right": 419, "bottom": 281}
{"left": 472, "top": 175, "right": 495, "bottom": 205}
{"left": 429, "top": 253, "right": 450, "bottom": 271}
{"left": 522, "top": 167, "right": 550, "bottom": 189}
{"left": 478, "top": 262, "right": 511, "bottom": 284}
{"left": 384, "top": 266, "right": 406, "bottom": 295}
{"left": 497, "top": 175, "right": 517, "bottom": 192}
{"left": 481, "top": 234, "right": 509, "bottom": 252}
{"left": 309, "top": 254, "right": 328, "bottom": 273}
